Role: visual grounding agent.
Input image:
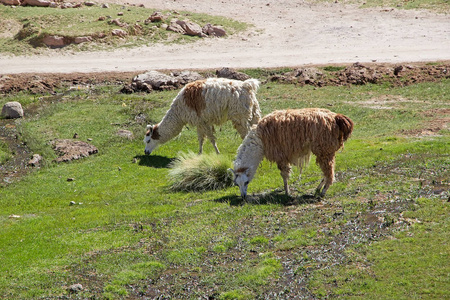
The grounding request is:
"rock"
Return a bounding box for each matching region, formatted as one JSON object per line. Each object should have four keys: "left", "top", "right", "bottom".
{"left": 110, "top": 18, "right": 127, "bottom": 27}
{"left": 145, "top": 11, "right": 164, "bottom": 24}
{"left": 28, "top": 154, "right": 42, "bottom": 167}
{"left": 2, "top": 101, "right": 24, "bottom": 119}
{"left": 84, "top": 1, "right": 95, "bottom": 6}
{"left": 216, "top": 67, "right": 250, "bottom": 81}
{"left": 116, "top": 129, "right": 133, "bottom": 139}
{"left": 42, "top": 35, "right": 67, "bottom": 48}
{"left": 340, "top": 62, "right": 379, "bottom": 85}
{"left": 0, "top": 0, "right": 21, "bottom": 5}
{"left": 167, "top": 20, "right": 185, "bottom": 34}
{"left": 132, "top": 70, "right": 179, "bottom": 90}
{"left": 284, "top": 67, "right": 323, "bottom": 84}
{"left": 52, "top": 139, "right": 98, "bottom": 163}
{"left": 127, "top": 70, "right": 204, "bottom": 92}
{"left": 170, "top": 70, "right": 204, "bottom": 85}
{"left": 117, "top": 12, "right": 124, "bottom": 16}
{"left": 176, "top": 20, "right": 205, "bottom": 37}
{"left": 101, "top": 3, "right": 108, "bottom": 8}
{"left": 202, "top": 23, "right": 226, "bottom": 37}
{"left": 74, "top": 36, "right": 92, "bottom": 44}
{"left": 60, "top": 2, "right": 74, "bottom": 8}
{"left": 111, "top": 29, "right": 128, "bottom": 37}
{"left": 9, "top": 214, "right": 21, "bottom": 219}
{"left": 21, "top": 0, "right": 50, "bottom": 6}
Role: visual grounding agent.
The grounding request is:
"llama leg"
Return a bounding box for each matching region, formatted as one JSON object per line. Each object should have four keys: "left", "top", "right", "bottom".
{"left": 278, "top": 164, "right": 292, "bottom": 196}
{"left": 316, "top": 155, "right": 335, "bottom": 197}
{"left": 205, "top": 126, "right": 220, "bottom": 154}
{"left": 197, "top": 128, "right": 206, "bottom": 154}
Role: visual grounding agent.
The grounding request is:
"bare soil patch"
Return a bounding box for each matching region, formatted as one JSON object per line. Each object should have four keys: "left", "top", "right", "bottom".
{"left": 1, "top": 62, "right": 449, "bottom": 94}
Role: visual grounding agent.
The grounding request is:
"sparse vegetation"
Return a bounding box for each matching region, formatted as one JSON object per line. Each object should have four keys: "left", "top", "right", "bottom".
{"left": 318, "top": 0, "right": 450, "bottom": 12}
{"left": 0, "top": 70, "right": 448, "bottom": 298}
{"left": 0, "top": 4, "right": 248, "bottom": 54}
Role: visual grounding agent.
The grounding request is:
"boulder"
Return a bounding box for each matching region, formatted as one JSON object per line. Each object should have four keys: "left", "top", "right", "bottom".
{"left": 167, "top": 20, "right": 185, "bottom": 34}
{"left": 42, "top": 35, "right": 66, "bottom": 48}
{"left": 52, "top": 139, "right": 98, "bottom": 163}
{"left": 216, "top": 67, "right": 250, "bottom": 81}
{"left": 125, "top": 70, "right": 204, "bottom": 93}
{"left": 132, "top": 71, "right": 180, "bottom": 90}
{"left": 202, "top": 23, "right": 226, "bottom": 37}
{"left": 1, "top": 102, "right": 24, "bottom": 119}
{"left": 84, "top": 1, "right": 95, "bottom": 6}
{"left": 21, "top": 0, "right": 50, "bottom": 6}
{"left": 176, "top": 20, "right": 205, "bottom": 37}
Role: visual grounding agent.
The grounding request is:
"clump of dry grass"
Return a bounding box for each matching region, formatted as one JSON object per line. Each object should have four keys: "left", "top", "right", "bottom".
{"left": 168, "top": 151, "right": 233, "bottom": 192}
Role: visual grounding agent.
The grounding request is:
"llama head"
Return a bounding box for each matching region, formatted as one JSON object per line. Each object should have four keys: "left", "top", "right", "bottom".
{"left": 230, "top": 167, "right": 252, "bottom": 199}
{"left": 144, "top": 124, "right": 160, "bottom": 155}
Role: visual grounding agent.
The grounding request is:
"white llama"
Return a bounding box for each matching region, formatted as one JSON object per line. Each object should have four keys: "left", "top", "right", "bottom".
{"left": 231, "top": 108, "right": 354, "bottom": 198}
{"left": 144, "top": 77, "right": 261, "bottom": 155}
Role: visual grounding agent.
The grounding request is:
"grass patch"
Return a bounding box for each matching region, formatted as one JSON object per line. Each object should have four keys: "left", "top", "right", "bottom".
{"left": 0, "top": 140, "right": 11, "bottom": 164}
{"left": 0, "top": 75, "right": 449, "bottom": 298}
{"left": 0, "top": 4, "right": 248, "bottom": 54}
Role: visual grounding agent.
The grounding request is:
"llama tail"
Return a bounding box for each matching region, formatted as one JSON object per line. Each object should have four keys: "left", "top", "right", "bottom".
{"left": 335, "top": 114, "right": 354, "bottom": 143}
{"left": 243, "top": 78, "right": 260, "bottom": 92}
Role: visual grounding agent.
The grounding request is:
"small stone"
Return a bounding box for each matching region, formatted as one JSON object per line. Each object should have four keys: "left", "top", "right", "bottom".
{"left": 9, "top": 214, "right": 21, "bottom": 219}
{"left": 69, "top": 201, "right": 76, "bottom": 206}
{"left": 67, "top": 178, "right": 75, "bottom": 182}
{"left": 68, "top": 283, "right": 83, "bottom": 293}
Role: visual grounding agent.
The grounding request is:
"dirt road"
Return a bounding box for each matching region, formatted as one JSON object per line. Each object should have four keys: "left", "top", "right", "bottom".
{"left": 1, "top": 0, "right": 449, "bottom": 74}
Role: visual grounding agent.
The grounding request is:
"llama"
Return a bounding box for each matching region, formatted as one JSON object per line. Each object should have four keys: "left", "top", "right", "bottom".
{"left": 231, "top": 108, "right": 354, "bottom": 198}
{"left": 144, "top": 77, "right": 261, "bottom": 155}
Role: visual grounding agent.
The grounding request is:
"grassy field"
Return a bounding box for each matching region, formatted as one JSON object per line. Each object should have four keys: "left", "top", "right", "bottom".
{"left": 0, "top": 4, "right": 247, "bottom": 54}
{"left": 0, "top": 68, "right": 448, "bottom": 298}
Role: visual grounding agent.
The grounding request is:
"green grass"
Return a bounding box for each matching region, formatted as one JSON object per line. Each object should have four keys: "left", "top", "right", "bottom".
{"left": 0, "top": 4, "right": 248, "bottom": 54}
{"left": 0, "top": 140, "right": 11, "bottom": 164}
{"left": 0, "top": 76, "right": 449, "bottom": 298}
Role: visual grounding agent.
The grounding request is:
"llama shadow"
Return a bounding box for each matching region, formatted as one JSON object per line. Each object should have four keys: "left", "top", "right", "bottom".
{"left": 135, "top": 155, "right": 175, "bottom": 168}
{"left": 215, "top": 189, "right": 320, "bottom": 207}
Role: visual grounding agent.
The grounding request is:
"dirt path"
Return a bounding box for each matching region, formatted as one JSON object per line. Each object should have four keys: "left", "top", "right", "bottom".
{"left": 0, "top": 0, "right": 449, "bottom": 74}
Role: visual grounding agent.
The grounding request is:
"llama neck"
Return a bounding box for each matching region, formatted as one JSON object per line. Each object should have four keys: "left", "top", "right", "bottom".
{"left": 157, "top": 108, "right": 185, "bottom": 144}
{"left": 234, "top": 128, "right": 265, "bottom": 180}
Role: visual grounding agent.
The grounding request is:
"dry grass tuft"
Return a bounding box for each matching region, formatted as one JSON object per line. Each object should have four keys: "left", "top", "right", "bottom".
{"left": 168, "top": 151, "right": 233, "bottom": 191}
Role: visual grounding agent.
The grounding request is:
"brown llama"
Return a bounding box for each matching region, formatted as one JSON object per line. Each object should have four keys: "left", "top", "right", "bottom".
{"left": 231, "top": 108, "right": 354, "bottom": 198}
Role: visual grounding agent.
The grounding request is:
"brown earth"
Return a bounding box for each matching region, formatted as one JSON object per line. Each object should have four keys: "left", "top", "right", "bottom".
{"left": 1, "top": 62, "right": 449, "bottom": 94}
